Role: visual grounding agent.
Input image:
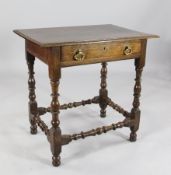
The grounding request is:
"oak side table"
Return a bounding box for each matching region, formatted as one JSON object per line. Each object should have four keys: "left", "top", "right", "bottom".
{"left": 14, "top": 24, "right": 158, "bottom": 166}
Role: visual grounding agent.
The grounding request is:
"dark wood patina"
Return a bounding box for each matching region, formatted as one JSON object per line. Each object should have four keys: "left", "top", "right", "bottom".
{"left": 14, "top": 24, "right": 158, "bottom": 166}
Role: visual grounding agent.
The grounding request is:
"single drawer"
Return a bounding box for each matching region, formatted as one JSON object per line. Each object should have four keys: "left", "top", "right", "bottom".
{"left": 61, "top": 40, "right": 141, "bottom": 65}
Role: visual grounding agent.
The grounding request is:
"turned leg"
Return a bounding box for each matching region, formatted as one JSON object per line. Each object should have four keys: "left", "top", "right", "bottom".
{"left": 130, "top": 59, "right": 144, "bottom": 142}
{"left": 26, "top": 52, "right": 38, "bottom": 134}
{"left": 47, "top": 47, "right": 62, "bottom": 167}
{"left": 99, "top": 62, "right": 108, "bottom": 118}
{"left": 48, "top": 78, "right": 62, "bottom": 166}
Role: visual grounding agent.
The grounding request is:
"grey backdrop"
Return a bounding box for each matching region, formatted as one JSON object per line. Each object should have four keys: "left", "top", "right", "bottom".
{"left": 0, "top": 0, "right": 170, "bottom": 175}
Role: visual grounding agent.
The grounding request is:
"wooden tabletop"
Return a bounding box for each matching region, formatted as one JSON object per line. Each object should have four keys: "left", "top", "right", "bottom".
{"left": 14, "top": 24, "right": 158, "bottom": 47}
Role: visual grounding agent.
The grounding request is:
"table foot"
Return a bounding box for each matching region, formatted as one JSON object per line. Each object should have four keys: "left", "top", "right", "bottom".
{"left": 30, "top": 126, "right": 37, "bottom": 135}
{"left": 48, "top": 127, "right": 62, "bottom": 167}
{"left": 52, "top": 156, "right": 61, "bottom": 167}
{"left": 100, "top": 110, "right": 106, "bottom": 118}
{"left": 129, "top": 132, "right": 137, "bottom": 142}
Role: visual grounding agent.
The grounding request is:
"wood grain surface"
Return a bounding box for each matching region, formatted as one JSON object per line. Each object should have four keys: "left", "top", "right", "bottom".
{"left": 14, "top": 24, "right": 158, "bottom": 47}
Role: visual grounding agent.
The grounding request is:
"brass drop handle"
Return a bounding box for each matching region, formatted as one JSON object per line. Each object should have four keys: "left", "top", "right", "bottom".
{"left": 123, "top": 45, "right": 132, "bottom": 55}
{"left": 73, "top": 49, "right": 85, "bottom": 61}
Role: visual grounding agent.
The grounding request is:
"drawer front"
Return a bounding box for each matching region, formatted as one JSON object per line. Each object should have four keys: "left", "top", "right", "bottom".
{"left": 61, "top": 40, "right": 141, "bottom": 66}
